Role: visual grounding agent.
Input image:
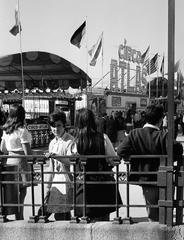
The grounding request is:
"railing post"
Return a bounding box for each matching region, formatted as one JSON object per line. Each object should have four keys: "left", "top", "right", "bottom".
{"left": 158, "top": 156, "right": 167, "bottom": 224}
{"left": 0, "top": 157, "right": 8, "bottom": 222}
{"left": 79, "top": 157, "right": 90, "bottom": 223}
{"left": 113, "top": 157, "right": 122, "bottom": 224}
{"left": 37, "top": 157, "right": 48, "bottom": 223}
{"left": 122, "top": 160, "right": 133, "bottom": 224}
{"left": 28, "top": 158, "right": 38, "bottom": 223}
{"left": 70, "top": 156, "right": 79, "bottom": 223}
{"left": 166, "top": 165, "right": 174, "bottom": 226}
{"left": 175, "top": 155, "right": 184, "bottom": 225}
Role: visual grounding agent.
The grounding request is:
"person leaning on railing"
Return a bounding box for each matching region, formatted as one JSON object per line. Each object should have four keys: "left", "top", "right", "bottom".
{"left": 0, "top": 104, "right": 32, "bottom": 220}
{"left": 117, "top": 104, "right": 183, "bottom": 222}
{"left": 44, "top": 110, "right": 74, "bottom": 221}
{"left": 67, "top": 108, "right": 122, "bottom": 222}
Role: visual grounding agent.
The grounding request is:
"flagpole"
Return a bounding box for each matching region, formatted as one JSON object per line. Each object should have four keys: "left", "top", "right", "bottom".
{"left": 156, "top": 55, "right": 159, "bottom": 98}
{"left": 101, "top": 32, "right": 104, "bottom": 88}
{"left": 148, "top": 48, "right": 151, "bottom": 102}
{"left": 17, "top": 0, "right": 25, "bottom": 107}
{"left": 161, "top": 53, "right": 165, "bottom": 97}
{"left": 178, "top": 70, "right": 181, "bottom": 97}
{"left": 85, "top": 16, "right": 89, "bottom": 94}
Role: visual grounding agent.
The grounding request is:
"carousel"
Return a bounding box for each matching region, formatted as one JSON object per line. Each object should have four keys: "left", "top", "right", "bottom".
{"left": 0, "top": 51, "right": 91, "bottom": 147}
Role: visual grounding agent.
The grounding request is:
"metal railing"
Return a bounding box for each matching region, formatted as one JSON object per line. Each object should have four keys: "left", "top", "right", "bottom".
{"left": 0, "top": 154, "right": 183, "bottom": 226}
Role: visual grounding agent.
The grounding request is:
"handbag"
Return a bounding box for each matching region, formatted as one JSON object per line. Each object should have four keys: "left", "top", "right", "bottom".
{"left": 37, "top": 191, "right": 51, "bottom": 218}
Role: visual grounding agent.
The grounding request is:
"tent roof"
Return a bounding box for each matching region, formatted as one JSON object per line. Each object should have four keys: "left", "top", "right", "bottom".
{"left": 0, "top": 51, "right": 91, "bottom": 92}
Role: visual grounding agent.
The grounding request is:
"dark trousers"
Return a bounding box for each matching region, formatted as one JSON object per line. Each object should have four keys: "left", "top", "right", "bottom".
{"left": 142, "top": 186, "right": 159, "bottom": 222}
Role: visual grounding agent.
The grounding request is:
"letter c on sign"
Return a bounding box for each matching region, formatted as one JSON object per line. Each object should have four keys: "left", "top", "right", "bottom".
{"left": 118, "top": 44, "right": 125, "bottom": 60}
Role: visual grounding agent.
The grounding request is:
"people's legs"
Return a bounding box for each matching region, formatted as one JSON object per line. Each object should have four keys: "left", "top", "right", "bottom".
{"left": 142, "top": 186, "right": 159, "bottom": 222}
{"left": 16, "top": 187, "right": 27, "bottom": 220}
{"left": 54, "top": 212, "right": 71, "bottom": 221}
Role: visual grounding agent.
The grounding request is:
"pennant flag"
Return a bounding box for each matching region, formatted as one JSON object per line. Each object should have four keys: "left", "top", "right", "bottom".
{"left": 174, "top": 59, "right": 180, "bottom": 72}
{"left": 70, "top": 21, "right": 86, "bottom": 48}
{"left": 160, "top": 56, "right": 164, "bottom": 76}
{"left": 177, "top": 71, "right": 184, "bottom": 100}
{"left": 124, "top": 38, "right": 127, "bottom": 46}
{"left": 141, "top": 45, "right": 150, "bottom": 63}
{"left": 9, "top": 5, "right": 22, "bottom": 36}
{"left": 89, "top": 33, "right": 103, "bottom": 66}
{"left": 145, "top": 53, "right": 158, "bottom": 75}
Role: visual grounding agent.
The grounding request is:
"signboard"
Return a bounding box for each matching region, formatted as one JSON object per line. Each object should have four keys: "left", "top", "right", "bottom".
{"left": 27, "top": 124, "right": 49, "bottom": 131}
{"left": 118, "top": 44, "right": 142, "bottom": 64}
{"left": 110, "top": 40, "right": 147, "bottom": 94}
{"left": 55, "top": 100, "right": 68, "bottom": 105}
{"left": 112, "top": 96, "right": 121, "bottom": 106}
{"left": 140, "top": 98, "right": 147, "bottom": 107}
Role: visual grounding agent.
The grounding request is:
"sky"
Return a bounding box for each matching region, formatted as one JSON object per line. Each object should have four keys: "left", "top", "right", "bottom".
{"left": 0, "top": 0, "right": 184, "bottom": 88}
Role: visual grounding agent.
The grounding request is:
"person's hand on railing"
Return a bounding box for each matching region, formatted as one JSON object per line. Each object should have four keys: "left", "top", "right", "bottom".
{"left": 44, "top": 152, "right": 56, "bottom": 159}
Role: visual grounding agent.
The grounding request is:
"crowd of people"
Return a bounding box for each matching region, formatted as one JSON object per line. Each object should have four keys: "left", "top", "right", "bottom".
{"left": 96, "top": 109, "right": 184, "bottom": 145}
{"left": 0, "top": 103, "right": 183, "bottom": 222}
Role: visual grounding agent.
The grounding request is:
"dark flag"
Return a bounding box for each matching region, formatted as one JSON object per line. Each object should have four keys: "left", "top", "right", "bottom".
{"left": 141, "top": 45, "right": 150, "bottom": 63}
{"left": 146, "top": 53, "right": 158, "bottom": 75}
{"left": 160, "top": 56, "right": 164, "bottom": 76}
{"left": 9, "top": 6, "right": 22, "bottom": 36}
{"left": 70, "top": 21, "right": 86, "bottom": 48}
{"left": 174, "top": 59, "right": 180, "bottom": 72}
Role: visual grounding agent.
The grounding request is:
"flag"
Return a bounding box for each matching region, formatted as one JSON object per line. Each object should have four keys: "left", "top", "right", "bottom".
{"left": 174, "top": 59, "right": 180, "bottom": 72}
{"left": 89, "top": 33, "right": 103, "bottom": 66}
{"left": 145, "top": 53, "right": 158, "bottom": 75}
{"left": 160, "top": 56, "right": 164, "bottom": 76}
{"left": 124, "top": 38, "right": 127, "bottom": 46}
{"left": 141, "top": 45, "right": 150, "bottom": 63}
{"left": 177, "top": 71, "right": 184, "bottom": 100}
{"left": 9, "top": 5, "right": 22, "bottom": 36}
{"left": 70, "top": 21, "right": 86, "bottom": 48}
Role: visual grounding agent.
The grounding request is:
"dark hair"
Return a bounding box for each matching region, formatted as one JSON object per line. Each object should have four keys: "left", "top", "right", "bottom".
{"left": 145, "top": 104, "right": 164, "bottom": 125}
{"left": 74, "top": 108, "right": 104, "bottom": 155}
{"left": 3, "top": 104, "right": 25, "bottom": 134}
{"left": 49, "top": 110, "right": 66, "bottom": 127}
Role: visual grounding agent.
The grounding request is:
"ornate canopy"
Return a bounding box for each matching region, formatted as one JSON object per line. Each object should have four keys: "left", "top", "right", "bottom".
{"left": 0, "top": 51, "right": 91, "bottom": 92}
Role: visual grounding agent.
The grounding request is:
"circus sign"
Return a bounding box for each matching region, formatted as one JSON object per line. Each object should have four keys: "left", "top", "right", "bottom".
{"left": 110, "top": 40, "right": 147, "bottom": 94}
{"left": 118, "top": 43, "right": 142, "bottom": 64}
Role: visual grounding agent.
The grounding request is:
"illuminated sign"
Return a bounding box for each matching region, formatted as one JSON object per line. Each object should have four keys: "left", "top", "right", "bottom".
{"left": 118, "top": 44, "right": 142, "bottom": 64}
{"left": 110, "top": 40, "right": 147, "bottom": 94}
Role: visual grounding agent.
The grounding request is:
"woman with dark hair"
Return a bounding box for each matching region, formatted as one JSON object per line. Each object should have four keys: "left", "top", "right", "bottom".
{"left": 44, "top": 110, "right": 74, "bottom": 220}
{"left": 68, "top": 108, "right": 122, "bottom": 222}
{"left": 0, "top": 104, "right": 32, "bottom": 220}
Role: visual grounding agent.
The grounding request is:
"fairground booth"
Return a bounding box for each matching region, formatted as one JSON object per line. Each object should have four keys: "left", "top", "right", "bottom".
{"left": 0, "top": 51, "right": 91, "bottom": 148}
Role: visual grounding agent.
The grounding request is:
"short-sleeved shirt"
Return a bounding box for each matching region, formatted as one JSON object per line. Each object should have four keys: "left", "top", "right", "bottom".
{"left": 1, "top": 127, "right": 32, "bottom": 166}
{"left": 47, "top": 131, "right": 74, "bottom": 213}
{"left": 2, "top": 127, "right": 32, "bottom": 152}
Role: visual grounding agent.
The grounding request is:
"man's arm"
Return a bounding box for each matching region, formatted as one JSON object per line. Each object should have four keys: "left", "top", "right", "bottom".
{"left": 117, "top": 134, "right": 133, "bottom": 161}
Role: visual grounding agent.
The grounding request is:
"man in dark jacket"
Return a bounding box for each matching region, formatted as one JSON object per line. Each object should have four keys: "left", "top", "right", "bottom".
{"left": 117, "top": 104, "right": 183, "bottom": 222}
